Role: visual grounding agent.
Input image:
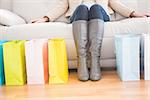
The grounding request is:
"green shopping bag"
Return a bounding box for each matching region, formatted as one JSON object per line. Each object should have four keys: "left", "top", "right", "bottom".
{"left": 3, "top": 41, "right": 27, "bottom": 85}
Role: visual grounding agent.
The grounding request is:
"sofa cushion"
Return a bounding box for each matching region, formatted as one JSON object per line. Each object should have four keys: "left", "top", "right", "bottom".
{"left": 137, "top": 0, "right": 150, "bottom": 12}
{"left": 12, "top": 0, "right": 140, "bottom": 22}
{"left": 0, "top": 9, "right": 26, "bottom": 26}
{"left": 0, "top": 0, "right": 12, "bottom": 10}
{"left": 104, "top": 17, "right": 149, "bottom": 37}
{"left": 12, "top": 0, "right": 60, "bottom": 22}
{"left": 3, "top": 17, "right": 149, "bottom": 39}
{"left": 114, "top": 0, "right": 138, "bottom": 20}
{"left": 4, "top": 22, "right": 72, "bottom": 40}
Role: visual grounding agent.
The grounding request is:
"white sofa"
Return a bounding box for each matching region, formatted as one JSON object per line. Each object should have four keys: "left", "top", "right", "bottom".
{"left": 0, "top": 0, "right": 150, "bottom": 69}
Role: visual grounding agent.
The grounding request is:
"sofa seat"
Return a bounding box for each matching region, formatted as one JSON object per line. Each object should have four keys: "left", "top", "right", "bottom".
{"left": 2, "top": 17, "right": 149, "bottom": 39}
{"left": 0, "top": 17, "right": 149, "bottom": 68}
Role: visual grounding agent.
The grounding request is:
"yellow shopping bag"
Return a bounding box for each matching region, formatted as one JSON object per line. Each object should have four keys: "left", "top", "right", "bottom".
{"left": 48, "top": 39, "right": 68, "bottom": 84}
{"left": 3, "top": 41, "right": 27, "bottom": 85}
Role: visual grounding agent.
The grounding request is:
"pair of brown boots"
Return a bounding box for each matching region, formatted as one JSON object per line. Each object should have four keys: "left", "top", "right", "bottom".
{"left": 73, "top": 19, "right": 104, "bottom": 81}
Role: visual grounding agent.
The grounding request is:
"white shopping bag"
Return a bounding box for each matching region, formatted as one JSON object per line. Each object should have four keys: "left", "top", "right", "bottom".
{"left": 140, "top": 35, "right": 144, "bottom": 78}
{"left": 115, "top": 34, "right": 140, "bottom": 81}
{"left": 25, "top": 39, "right": 49, "bottom": 84}
{"left": 144, "top": 34, "right": 150, "bottom": 80}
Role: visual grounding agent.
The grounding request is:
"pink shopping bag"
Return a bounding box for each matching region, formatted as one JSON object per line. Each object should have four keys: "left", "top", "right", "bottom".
{"left": 25, "top": 39, "right": 49, "bottom": 84}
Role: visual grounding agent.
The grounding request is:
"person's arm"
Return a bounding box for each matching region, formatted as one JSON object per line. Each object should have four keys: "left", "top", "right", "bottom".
{"left": 31, "top": 16, "right": 49, "bottom": 23}
{"left": 109, "top": 0, "right": 150, "bottom": 18}
{"left": 109, "top": 0, "right": 134, "bottom": 17}
{"left": 130, "top": 11, "right": 150, "bottom": 18}
{"left": 31, "top": 0, "right": 68, "bottom": 23}
{"left": 45, "top": 0, "right": 68, "bottom": 22}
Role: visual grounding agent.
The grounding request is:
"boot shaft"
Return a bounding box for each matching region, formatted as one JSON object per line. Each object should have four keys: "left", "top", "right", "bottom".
{"left": 88, "top": 19, "right": 104, "bottom": 57}
{"left": 72, "top": 20, "right": 88, "bottom": 57}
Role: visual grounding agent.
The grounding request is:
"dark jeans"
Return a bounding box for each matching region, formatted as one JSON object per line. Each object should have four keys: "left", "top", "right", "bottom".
{"left": 70, "top": 4, "right": 110, "bottom": 23}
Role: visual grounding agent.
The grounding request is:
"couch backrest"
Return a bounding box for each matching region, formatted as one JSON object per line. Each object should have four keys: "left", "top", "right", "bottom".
{"left": 12, "top": 0, "right": 59, "bottom": 22}
{"left": 0, "top": 0, "right": 12, "bottom": 10}
{"left": 0, "top": 0, "right": 149, "bottom": 22}
{"left": 137, "top": 0, "right": 150, "bottom": 12}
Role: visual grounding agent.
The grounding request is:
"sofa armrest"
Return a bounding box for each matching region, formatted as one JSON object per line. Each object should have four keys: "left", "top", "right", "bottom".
{"left": 0, "top": 9, "right": 26, "bottom": 26}
{"left": 0, "top": 24, "right": 8, "bottom": 40}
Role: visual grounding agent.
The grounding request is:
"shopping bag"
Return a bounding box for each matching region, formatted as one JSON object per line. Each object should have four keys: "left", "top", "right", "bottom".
{"left": 143, "top": 34, "right": 150, "bottom": 80}
{"left": 115, "top": 34, "right": 140, "bottom": 81}
{"left": 0, "top": 41, "right": 7, "bottom": 86}
{"left": 3, "top": 41, "right": 27, "bottom": 85}
{"left": 48, "top": 39, "right": 68, "bottom": 84}
{"left": 140, "top": 35, "right": 144, "bottom": 78}
{"left": 25, "top": 39, "right": 49, "bottom": 84}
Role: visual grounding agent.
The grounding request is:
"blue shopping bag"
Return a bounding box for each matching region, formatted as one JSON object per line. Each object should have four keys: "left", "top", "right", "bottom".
{"left": 0, "top": 41, "right": 7, "bottom": 86}
{"left": 115, "top": 34, "right": 140, "bottom": 81}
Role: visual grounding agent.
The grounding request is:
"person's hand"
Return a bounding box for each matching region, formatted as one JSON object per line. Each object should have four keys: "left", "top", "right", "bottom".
{"left": 144, "top": 13, "right": 150, "bottom": 17}
{"left": 30, "top": 16, "right": 49, "bottom": 23}
{"left": 130, "top": 12, "right": 150, "bottom": 18}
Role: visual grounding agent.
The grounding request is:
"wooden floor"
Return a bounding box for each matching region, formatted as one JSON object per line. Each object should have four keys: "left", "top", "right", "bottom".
{"left": 0, "top": 70, "right": 150, "bottom": 100}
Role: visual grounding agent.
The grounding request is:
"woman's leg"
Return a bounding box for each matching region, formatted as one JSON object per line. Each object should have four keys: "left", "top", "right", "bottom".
{"left": 88, "top": 4, "right": 110, "bottom": 81}
{"left": 70, "top": 5, "right": 89, "bottom": 23}
{"left": 88, "top": 4, "right": 110, "bottom": 22}
{"left": 71, "top": 5, "right": 89, "bottom": 81}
